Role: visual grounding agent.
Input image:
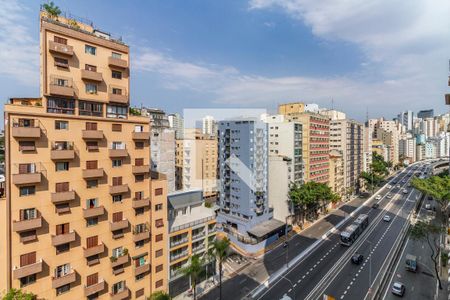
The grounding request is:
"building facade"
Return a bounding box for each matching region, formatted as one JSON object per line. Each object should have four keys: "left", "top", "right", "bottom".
{"left": 1, "top": 10, "right": 168, "bottom": 299}
{"left": 329, "top": 150, "right": 345, "bottom": 198}
{"left": 168, "top": 113, "right": 184, "bottom": 140}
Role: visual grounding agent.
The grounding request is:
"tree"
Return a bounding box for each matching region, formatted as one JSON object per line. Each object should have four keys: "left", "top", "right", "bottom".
{"left": 211, "top": 237, "right": 230, "bottom": 300}
{"left": 409, "top": 221, "right": 445, "bottom": 289}
{"left": 2, "top": 288, "right": 35, "bottom": 300}
{"left": 181, "top": 254, "right": 203, "bottom": 300}
{"left": 42, "top": 1, "right": 61, "bottom": 19}
{"left": 148, "top": 291, "right": 171, "bottom": 300}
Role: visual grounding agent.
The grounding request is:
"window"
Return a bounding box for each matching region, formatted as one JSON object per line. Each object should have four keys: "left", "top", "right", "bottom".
{"left": 56, "top": 284, "right": 70, "bottom": 295}
{"left": 135, "top": 142, "right": 144, "bottom": 149}
{"left": 55, "top": 182, "right": 69, "bottom": 192}
{"left": 156, "top": 264, "right": 163, "bottom": 273}
{"left": 135, "top": 158, "right": 144, "bottom": 166}
{"left": 85, "top": 45, "right": 96, "bottom": 55}
{"left": 112, "top": 281, "right": 125, "bottom": 294}
{"left": 112, "top": 52, "right": 122, "bottom": 59}
{"left": 86, "top": 198, "right": 98, "bottom": 209}
{"left": 112, "top": 70, "right": 122, "bottom": 79}
{"left": 56, "top": 223, "right": 70, "bottom": 235}
{"left": 155, "top": 249, "right": 163, "bottom": 257}
{"left": 20, "top": 251, "right": 36, "bottom": 267}
{"left": 112, "top": 124, "right": 122, "bottom": 132}
{"left": 47, "top": 98, "right": 75, "bottom": 114}
{"left": 134, "top": 191, "right": 143, "bottom": 200}
{"left": 54, "top": 57, "right": 69, "bottom": 68}
{"left": 86, "top": 141, "right": 99, "bottom": 151}
{"left": 155, "top": 219, "right": 164, "bottom": 228}
{"left": 112, "top": 177, "right": 123, "bottom": 186}
{"left": 86, "top": 236, "right": 98, "bottom": 248}
{"left": 112, "top": 246, "right": 124, "bottom": 258}
{"left": 156, "top": 279, "right": 163, "bottom": 288}
{"left": 112, "top": 88, "right": 122, "bottom": 95}
{"left": 86, "top": 161, "right": 98, "bottom": 169}
{"left": 111, "top": 141, "right": 125, "bottom": 150}
{"left": 155, "top": 188, "right": 163, "bottom": 196}
{"left": 56, "top": 162, "right": 69, "bottom": 171}
{"left": 107, "top": 105, "right": 127, "bottom": 119}
{"left": 19, "top": 186, "right": 35, "bottom": 196}
{"left": 86, "top": 122, "right": 97, "bottom": 130}
{"left": 134, "top": 125, "right": 144, "bottom": 132}
{"left": 55, "top": 120, "right": 68, "bottom": 130}
{"left": 155, "top": 204, "right": 163, "bottom": 211}
{"left": 85, "top": 83, "right": 98, "bottom": 94}
{"left": 112, "top": 159, "right": 122, "bottom": 168}
{"left": 87, "top": 217, "right": 98, "bottom": 227}
{"left": 135, "top": 207, "right": 144, "bottom": 216}
{"left": 135, "top": 223, "right": 147, "bottom": 234}
{"left": 85, "top": 64, "right": 97, "bottom": 72}
{"left": 86, "top": 273, "right": 98, "bottom": 286}
{"left": 21, "top": 208, "right": 37, "bottom": 220}
{"left": 56, "top": 243, "right": 70, "bottom": 254}
{"left": 19, "top": 141, "right": 35, "bottom": 151}
{"left": 55, "top": 263, "right": 71, "bottom": 278}
{"left": 135, "top": 174, "right": 144, "bottom": 182}
{"left": 20, "top": 274, "right": 36, "bottom": 287}
{"left": 79, "top": 101, "right": 103, "bottom": 117}
{"left": 136, "top": 289, "right": 144, "bottom": 298}
{"left": 135, "top": 240, "right": 144, "bottom": 248}
{"left": 54, "top": 36, "right": 67, "bottom": 44}
{"left": 112, "top": 212, "right": 123, "bottom": 222}
{"left": 87, "top": 180, "right": 98, "bottom": 189}
{"left": 112, "top": 195, "right": 123, "bottom": 203}
{"left": 155, "top": 234, "right": 163, "bottom": 242}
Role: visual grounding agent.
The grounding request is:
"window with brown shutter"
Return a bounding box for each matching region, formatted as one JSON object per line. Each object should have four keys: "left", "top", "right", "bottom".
{"left": 135, "top": 158, "right": 144, "bottom": 166}
{"left": 135, "top": 141, "right": 144, "bottom": 149}
{"left": 135, "top": 289, "right": 144, "bottom": 298}
{"left": 56, "top": 182, "right": 69, "bottom": 192}
{"left": 155, "top": 219, "right": 164, "bottom": 228}
{"left": 156, "top": 279, "right": 163, "bottom": 288}
{"left": 155, "top": 249, "right": 163, "bottom": 257}
{"left": 112, "top": 177, "right": 122, "bottom": 186}
{"left": 54, "top": 36, "right": 67, "bottom": 45}
{"left": 112, "top": 124, "right": 122, "bottom": 132}
{"left": 86, "top": 236, "right": 98, "bottom": 248}
{"left": 112, "top": 212, "right": 123, "bottom": 222}
{"left": 135, "top": 259, "right": 140, "bottom": 267}
{"left": 155, "top": 234, "right": 163, "bottom": 242}
{"left": 155, "top": 188, "right": 163, "bottom": 196}
{"left": 86, "top": 160, "right": 98, "bottom": 169}
{"left": 86, "top": 122, "right": 97, "bottom": 130}
{"left": 135, "top": 192, "right": 143, "bottom": 200}
{"left": 20, "top": 252, "right": 36, "bottom": 267}
{"left": 19, "top": 141, "right": 35, "bottom": 151}
{"left": 156, "top": 264, "right": 163, "bottom": 272}
{"left": 56, "top": 223, "right": 70, "bottom": 235}
{"left": 18, "top": 164, "right": 29, "bottom": 174}
{"left": 86, "top": 273, "right": 98, "bottom": 286}
{"left": 85, "top": 64, "right": 97, "bottom": 72}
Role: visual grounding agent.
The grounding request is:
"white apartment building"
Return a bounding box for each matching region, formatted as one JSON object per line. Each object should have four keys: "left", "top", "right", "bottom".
{"left": 168, "top": 113, "right": 184, "bottom": 140}
{"left": 202, "top": 115, "right": 217, "bottom": 136}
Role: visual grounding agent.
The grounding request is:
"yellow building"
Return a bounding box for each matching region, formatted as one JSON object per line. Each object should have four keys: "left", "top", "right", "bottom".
{"left": 167, "top": 190, "right": 216, "bottom": 297}
{"left": 329, "top": 150, "right": 345, "bottom": 198}
{"left": 1, "top": 9, "right": 168, "bottom": 299}
{"left": 175, "top": 129, "right": 218, "bottom": 202}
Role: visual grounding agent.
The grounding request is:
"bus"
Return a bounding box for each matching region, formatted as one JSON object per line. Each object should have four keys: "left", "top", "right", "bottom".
{"left": 340, "top": 214, "right": 369, "bottom": 246}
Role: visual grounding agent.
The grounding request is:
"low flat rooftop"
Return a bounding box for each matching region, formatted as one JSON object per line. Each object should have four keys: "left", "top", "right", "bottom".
{"left": 247, "top": 218, "right": 285, "bottom": 238}
{"left": 170, "top": 205, "right": 215, "bottom": 232}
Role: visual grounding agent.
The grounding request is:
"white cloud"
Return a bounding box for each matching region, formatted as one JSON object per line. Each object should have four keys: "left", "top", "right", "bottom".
{"left": 0, "top": 0, "right": 39, "bottom": 86}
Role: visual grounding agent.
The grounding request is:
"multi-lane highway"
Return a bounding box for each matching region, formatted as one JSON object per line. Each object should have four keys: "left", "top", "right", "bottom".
{"left": 255, "top": 163, "right": 429, "bottom": 300}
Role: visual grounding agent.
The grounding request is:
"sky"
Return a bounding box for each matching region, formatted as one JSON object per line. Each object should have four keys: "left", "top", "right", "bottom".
{"left": 1, "top": 0, "right": 450, "bottom": 123}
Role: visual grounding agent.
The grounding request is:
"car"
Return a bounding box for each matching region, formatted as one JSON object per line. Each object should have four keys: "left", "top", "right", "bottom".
{"left": 387, "top": 194, "right": 392, "bottom": 199}
{"left": 383, "top": 215, "right": 391, "bottom": 222}
{"left": 372, "top": 203, "right": 380, "bottom": 209}
{"left": 403, "top": 189, "right": 408, "bottom": 194}
{"left": 397, "top": 185, "right": 401, "bottom": 188}
{"left": 351, "top": 253, "right": 364, "bottom": 265}
{"left": 375, "top": 195, "right": 382, "bottom": 200}
{"left": 387, "top": 185, "right": 392, "bottom": 189}
{"left": 425, "top": 203, "right": 432, "bottom": 210}
{"left": 392, "top": 282, "right": 405, "bottom": 297}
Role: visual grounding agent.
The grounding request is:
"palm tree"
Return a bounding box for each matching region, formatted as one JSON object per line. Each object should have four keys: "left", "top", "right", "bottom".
{"left": 42, "top": 1, "right": 61, "bottom": 19}
{"left": 212, "top": 237, "right": 230, "bottom": 300}
{"left": 148, "top": 291, "right": 171, "bottom": 300}
{"left": 181, "top": 254, "right": 203, "bottom": 300}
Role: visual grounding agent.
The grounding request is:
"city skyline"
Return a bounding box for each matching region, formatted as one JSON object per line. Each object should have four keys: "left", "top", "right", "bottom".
{"left": 1, "top": 0, "right": 449, "bottom": 124}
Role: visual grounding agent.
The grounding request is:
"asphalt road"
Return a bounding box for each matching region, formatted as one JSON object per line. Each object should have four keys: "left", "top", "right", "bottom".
{"left": 256, "top": 163, "right": 427, "bottom": 300}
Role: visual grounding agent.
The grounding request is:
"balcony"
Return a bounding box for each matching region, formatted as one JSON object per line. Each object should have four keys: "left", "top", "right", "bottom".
{"left": 132, "top": 231, "right": 150, "bottom": 242}
{"left": 82, "top": 168, "right": 104, "bottom": 179}
{"left": 132, "top": 131, "right": 150, "bottom": 140}
{"left": 50, "top": 148, "right": 75, "bottom": 160}
{"left": 51, "top": 190, "right": 75, "bottom": 204}
{"left": 82, "top": 129, "right": 104, "bottom": 139}
{"left": 84, "top": 280, "right": 105, "bottom": 297}
{"left": 170, "top": 251, "right": 189, "bottom": 262}
{"left": 13, "top": 260, "right": 43, "bottom": 279}
{"left": 81, "top": 69, "right": 103, "bottom": 82}
{"left": 108, "top": 148, "right": 128, "bottom": 158}
{"left": 83, "top": 206, "right": 105, "bottom": 218}
{"left": 110, "top": 288, "right": 130, "bottom": 300}
{"left": 12, "top": 123, "right": 41, "bottom": 139}
{"left": 193, "top": 243, "right": 205, "bottom": 253}
{"left": 111, "top": 254, "right": 129, "bottom": 268}
{"left": 83, "top": 243, "right": 105, "bottom": 258}
{"left": 108, "top": 56, "right": 128, "bottom": 69}
{"left": 52, "top": 271, "right": 76, "bottom": 289}
{"left": 170, "top": 237, "right": 188, "bottom": 248}
{"left": 134, "top": 263, "right": 150, "bottom": 276}
{"left": 132, "top": 197, "right": 150, "bottom": 209}
{"left": 49, "top": 40, "right": 73, "bottom": 56}
{"left": 132, "top": 165, "right": 149, "bottom": 174}
{"left": 109, "top": 184, "right": 128, "bottom": 195}
{"left": 12, "top": 172, "right": 42, "bottom": 186}
{"left": 192, "top": 232, "right": 206, "bottom": 241}
{"left": 13, "top": 216, "right": 42, "bottom": 232}
{"left": 49, "top": 76, "right": 74, "bottom": 97}
{"left": 109, "top": 86, "right": 128, "bottom": 104}
{"left": 110, "top": 219, "right": 129, "bottom": 232}
{"left": 52, "top": 231, "right": 76, "bottom": 246}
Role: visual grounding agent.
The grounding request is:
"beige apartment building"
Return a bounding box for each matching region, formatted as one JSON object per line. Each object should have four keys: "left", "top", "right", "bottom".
{"left": 279, "top": 103, "right": 330, "bottom": 184}
{"left": 0, "top": 10, "right": 168, "bottom": 299}
{"left": 175, "top": 129, "right": 218, "bottom": 202}
{"left": 329, "top": 150, "right": 345, "bottom": 198}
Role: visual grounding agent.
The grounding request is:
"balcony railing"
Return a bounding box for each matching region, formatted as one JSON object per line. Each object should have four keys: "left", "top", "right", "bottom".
{"left": 109, "top": 183, "right": 129, "bottom": 195}
{"left": 81, "top": 69, "right": 102, "bottom": 82}
{"left": 51, "top": 142, "right": 75, "bottom": 160}
{"left": 111, "top": 254, "right": 129, "bottom": 268}
{"left": 132, "top": 165, "right": 149, "bottom": 174}
{"left": 132, "top": 230, "right": 150, "bottom": 242}
{"left": 109, "top": 146, "right": 128, "bottom": 158}
{"left": 132, "top": 197, "right": 150, "bottom": 209}
{"left": 110, "top": 288, "right": 130, "bottom": 300}
{"left": 134, "top": 263, "right": 150, "bottom": 276}
{"left": 51, "top": 190, "right": 76, "bottom": 204}
{"left": 49, "top": 40, "right": 73, "bottom": 56}
{"left": 109, "top": 85, "right": 128, "bottom": 104}
{"left": 13, "top": 259, "right": 43, "bottom": 279}
{"left": 51, "top": 231, "right": 76, "bottom": 246}
{"left": 170, "top": 251, "right": 189, "bottom": 262}
{"left": 132, "top": 131, "right": 150, "bottom": 140}
{"left": 108, "top": 56, "right": 128, "bottom": 69}
{"left": 12, "top": 163, "right": 45, "bottom": 185}
{"left": 83, "top": 206, "right": 105, "bottom": 218}
{"left": 170, "top": 216, "right": 215, "bottom": 233}
{"left": 52, "top": 270, "right": 76, "bottom": 289}
{"left": 83, "top": 243, "right": 105, "bottom": 258}
{"left": 11, "top": 119, "right": 41, "bottom": 138}
{"left": 84, "top": 280, "right": 105, "bottom": 297}
{"left": 82, "top": 129, "right": 104, "bottom": 140}
{"left": 49, "top": 75, "right": 74, "bottom": 97}
{"left": 170, "top": 237, "right": 188, "bottom": 248}
{"left": 192, "top": 231, "right": 206, "bottom": 241}
{"left": 13, "top": 212, "right": 42, "bottom": 232}
{"left": 82, "top": 168, "right": 104, "bottom": 179}
{"left": 110, "top": 219, "right": 129, "bottom": 232}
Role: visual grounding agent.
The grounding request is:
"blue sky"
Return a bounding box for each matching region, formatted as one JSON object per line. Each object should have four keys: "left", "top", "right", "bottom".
{"left": 1, "top": 0, "right": 449, "bottom": 122}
